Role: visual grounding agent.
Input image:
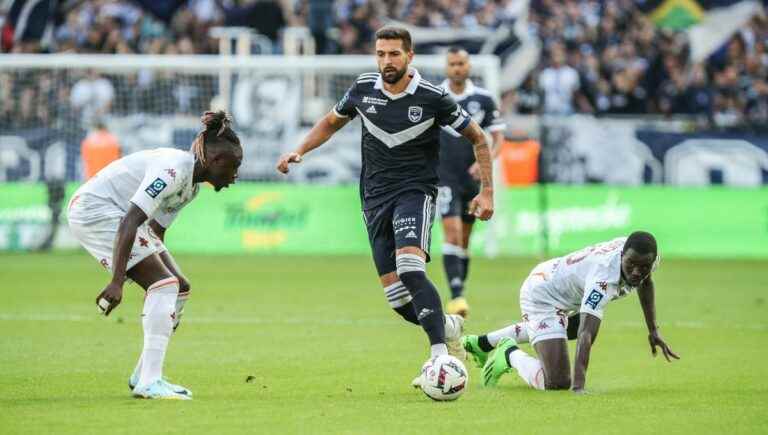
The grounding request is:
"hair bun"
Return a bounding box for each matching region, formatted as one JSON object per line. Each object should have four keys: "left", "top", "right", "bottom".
{"left": 200, "top": 110, "right": 231, "bottom": 135}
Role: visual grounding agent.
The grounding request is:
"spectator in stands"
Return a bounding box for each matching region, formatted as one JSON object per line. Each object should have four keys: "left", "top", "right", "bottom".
{"left": 538, "top": 43, "right": 590, "bottom": 114}
{"left": 70, "top": 70, "right": 115, "bottom": 126}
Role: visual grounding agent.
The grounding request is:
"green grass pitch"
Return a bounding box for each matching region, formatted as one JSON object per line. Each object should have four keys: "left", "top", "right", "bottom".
{"left": 1, "top": 252, "right": 766, "bottom": 434}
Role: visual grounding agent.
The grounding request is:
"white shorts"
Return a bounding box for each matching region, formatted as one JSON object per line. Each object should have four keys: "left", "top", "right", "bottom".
{"left": 67, "top": 192, "right": 167, "bottom": 272}
{"left": 519, "top": 264, "right": 570, "bottom": 346}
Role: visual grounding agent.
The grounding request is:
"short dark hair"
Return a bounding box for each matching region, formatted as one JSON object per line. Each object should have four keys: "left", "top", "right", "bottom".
{"left": 623, "top": 231, "right": 657, "bottom": 256}
{"left": 447, "top": 46, "right": 468, "bottom": 55}
{"left": 375, "top": 26, "right": 412, "bottom": 52}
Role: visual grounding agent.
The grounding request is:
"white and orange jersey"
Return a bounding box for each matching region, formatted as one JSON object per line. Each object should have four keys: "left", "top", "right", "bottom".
{"left": 525, "top": 238, "right": 645, "bottom": 319}
{"left": 73, "top": 148, "right": 199, "bottom": 228}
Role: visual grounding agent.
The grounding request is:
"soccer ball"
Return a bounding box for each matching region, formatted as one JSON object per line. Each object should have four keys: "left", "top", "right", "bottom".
{"left": 419, "top": 355, "right": 468, "bottom": 401}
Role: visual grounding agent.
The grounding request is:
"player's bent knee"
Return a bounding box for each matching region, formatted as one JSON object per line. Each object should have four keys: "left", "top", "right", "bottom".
{"left": 177, "top": 276, "right": 191, "bottom": 294}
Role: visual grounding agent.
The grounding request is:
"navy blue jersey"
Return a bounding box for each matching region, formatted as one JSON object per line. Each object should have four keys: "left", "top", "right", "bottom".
{"left": 334, "top": 69, "right": 470, "bottom": 210}
{"left": 438, "top": 80, "right": 505, "bottom": 185}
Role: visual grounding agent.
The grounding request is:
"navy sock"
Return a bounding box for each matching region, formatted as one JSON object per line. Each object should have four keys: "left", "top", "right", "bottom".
{"left": 399, "top": 271, "right": 446, "bottom": 346}
{"left": 477, "top": 335, "right": 494, "bottom": 352}
{"left": 443, "top": 254, "right": 464, "bottom": 299}
{"left": 460, "top": 256, "right": 470, "bottom": 282}
{"left": 393, "top": 302, "right": 420, "bottom": 325}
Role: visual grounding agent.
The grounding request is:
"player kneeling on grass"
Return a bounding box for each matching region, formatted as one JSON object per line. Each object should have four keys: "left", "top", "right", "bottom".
{"left": 68, "top": 111, "right": 243, "bottom": 400}
{"left": 462, "top": 232, "right": 680, "bottom": 393}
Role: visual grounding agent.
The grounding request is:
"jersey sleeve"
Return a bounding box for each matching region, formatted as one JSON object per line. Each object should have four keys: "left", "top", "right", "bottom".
{"left": 152, "top": 209, "right": 179, "bottom": 229}
{"left": 129, "top": 164, "right": 181, "bottom": 220}
{"left": 482, "top": 96, "right": 506, "bottom": 132}
{"left": 579, "top": 266, "right": 612, "bottom": 319}
{"left": 435, "top": 91, "right": 471, "bottom": 131}
{"left": 333, "top": 82, "right": 357, "bottom": 119}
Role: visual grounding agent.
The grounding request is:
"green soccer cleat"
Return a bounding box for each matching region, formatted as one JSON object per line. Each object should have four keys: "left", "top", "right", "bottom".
{"left": 461, "top": 335, "right": 490, "bottom": 368}
{"left": 481, "top": 337, "right": 516, "bottom": 387}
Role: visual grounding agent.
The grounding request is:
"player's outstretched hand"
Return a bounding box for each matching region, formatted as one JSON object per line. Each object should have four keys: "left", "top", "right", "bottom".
{"left": 276, "top": 152, "right": 302, "bottom": 174}
{"left": 648, "top": 330, "right": 680, "bottom": 362}
{"left": 469, "top": 188, "right": 494, "bottom": 221}
{"left": 95, "top": 282, "right": 123, "bottom": 316}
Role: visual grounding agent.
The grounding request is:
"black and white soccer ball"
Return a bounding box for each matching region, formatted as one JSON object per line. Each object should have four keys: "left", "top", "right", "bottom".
{"left": 419, "top": 355, "right": 468, "bottom": 401}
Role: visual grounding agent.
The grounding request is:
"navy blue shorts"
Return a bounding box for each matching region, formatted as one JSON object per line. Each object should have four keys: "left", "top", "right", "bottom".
{"left": 363, "top": 190, "right": 436, "bottom": 276}
{"left": 437, "top": 180, "right": 479, "bottom": 224}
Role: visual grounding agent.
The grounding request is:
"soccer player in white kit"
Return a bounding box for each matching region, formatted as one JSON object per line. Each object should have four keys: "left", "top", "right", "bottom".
{"left": 462, "top": 231, "right": 680, "bottom": 393}
{"left": 67, "top": 111, "right": 242, "bottom": 400}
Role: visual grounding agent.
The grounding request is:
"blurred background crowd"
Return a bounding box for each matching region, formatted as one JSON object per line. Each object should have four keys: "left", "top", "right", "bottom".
{"left": 1, "top": 0, "right": 767, "bottom": 127}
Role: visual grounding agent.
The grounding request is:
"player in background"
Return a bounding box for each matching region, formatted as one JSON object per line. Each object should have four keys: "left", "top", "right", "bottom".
{"left": 68, "top": 111, "right": 242, "bottom": 400}
{"left": 462, "top": 231, "right": 680, "bottom": 393}
{"left": 438, "top": 47, "right": 506, "bottom": 318}
{"left": 277, "top": 26, "right": 495, "bottom": 387}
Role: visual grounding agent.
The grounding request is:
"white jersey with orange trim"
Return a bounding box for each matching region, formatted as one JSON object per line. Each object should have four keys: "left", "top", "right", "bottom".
{"left": 525, "top": 238, "right": 640, "bottom": 319}
{"left": 74, "top": 148, "right": 199, "bottom": 228}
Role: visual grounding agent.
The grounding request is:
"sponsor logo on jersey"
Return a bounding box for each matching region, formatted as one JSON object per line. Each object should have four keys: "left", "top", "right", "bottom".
{"left": 366, "top": 105, "right": 377, "bottom": 114}
{"left": 362, "top": 96, "right": 388, "bottom": 106}
{"left": 537, "top": 320, "right": 549, "bottom": 331}
{"left": 165, "top": 168, "right": 176, "bottom": 179}
{"left": 408, "top": 106, "right": 423, "bottom": 123}
{"left": 585, "top": 289, "right": 604, "bottom": 309}
{"left": 144, "top": 178, "right": 167, "bottom": 198}
{"left": 597, "top": 281, "right": 608, "bottom": 291}
{"left": 405, "top": 230, "right": 418, "bottom": 239}
{"left": 138, "top": 237, "right": 149, "bottom": 248}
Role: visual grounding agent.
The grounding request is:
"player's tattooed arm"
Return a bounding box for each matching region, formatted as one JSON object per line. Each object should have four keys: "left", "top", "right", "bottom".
{"left": 277, "top": 111, "right": 351, "bottom": 174}
{"left": 460, "top": 120, "right": 493, "bottom": 189}
{"left": 638, "top": 278, "right": 680, "bottom": 362}
{"left": 95, "top": 204, "right": 148, "bottom": 315}
{"left": 461, "top": 120, "right": 494, "bottom": 221}
{"left": 572, "top": 312, "right": 602, "bottom": 392}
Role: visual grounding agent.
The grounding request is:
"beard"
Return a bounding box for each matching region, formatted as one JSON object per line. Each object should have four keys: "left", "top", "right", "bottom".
{"left": 380, "top": 65, "right": 407, "bottom": 84}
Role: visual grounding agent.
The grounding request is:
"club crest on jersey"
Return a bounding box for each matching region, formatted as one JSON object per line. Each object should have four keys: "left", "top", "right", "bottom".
{"left": 585, "top": 289, "right": 604, "bottom": 309}
{"left": 408, "top": 106, "right": 423, "bottom": 123}
{"left": 144, "top": 178, "right": 167, "bottom": 198}
{"left": 467, "top": 100, "right": 481, "bottom": 114}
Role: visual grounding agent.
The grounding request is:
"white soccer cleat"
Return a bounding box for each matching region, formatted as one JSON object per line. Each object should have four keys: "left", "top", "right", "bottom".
{"left": 444, "top": 314, "right": 467, "bottom": 361}
{"left": 132, "top": 379, "right": 192, "bottom": 400}
{"left": 129, "top": 373, "right": 192, "bottom": 397}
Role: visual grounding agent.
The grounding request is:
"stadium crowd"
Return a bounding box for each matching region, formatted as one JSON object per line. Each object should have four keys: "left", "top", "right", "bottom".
{"left": 1, "top": 0, "right": 767, "bottom": 126}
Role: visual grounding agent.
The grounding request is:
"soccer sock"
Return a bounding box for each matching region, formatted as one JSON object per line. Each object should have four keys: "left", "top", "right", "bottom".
{"left": 384, "top": 281, "right": 419, "bottom": 325}
{"left": 506, "top": 346, "right": 545, "bottom": 390}
{"left": 461, "top": 256, "right": 470, "bottom": 283}
{"left": 487, "top": 321, "right": 530, "bottom": 346}
{"left": 138, "top": 277, "right": 179, "bottom": 388}
{"left": 442, "top": 244, "right": 466, "bottom": 299}
{"left": 397, "top": 254, "right": 446, "bottom": 348}
{"left": 173, "top": 288, "right": 190, "bottom": 331}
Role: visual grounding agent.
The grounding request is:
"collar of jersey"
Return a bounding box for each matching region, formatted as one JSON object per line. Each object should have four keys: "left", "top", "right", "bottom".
{"left": 374, "top": 67, "right": 421, "bottom": 100}
{"left": 441, "top": 79, "right": 475, "bottom": 101}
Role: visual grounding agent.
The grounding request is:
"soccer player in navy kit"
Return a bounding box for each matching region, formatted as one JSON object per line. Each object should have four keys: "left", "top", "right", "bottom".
{"left": 438, "top": 47, "right": 506, "bottom": 318}
{"left": 276, "top": 27, "right": 495, "bottom": 387}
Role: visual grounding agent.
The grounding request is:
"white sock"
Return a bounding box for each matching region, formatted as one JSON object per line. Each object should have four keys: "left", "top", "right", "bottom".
{"left": 508, "top": 348, "right": 545, "bottom": 390}
{"left": 132, "top": 287, "right": 187, "bottom": 382}
{"left": 137, "top": 277, "right": 179, "bottom": 388}
{"left": 487, "top": 321, "right": 529, "bottom": 346}
{"left": 430, "top": 343, "right": 448, "bottom": 357}
{"left": 174, "top": 289, "right": 190, "bottom": 330}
